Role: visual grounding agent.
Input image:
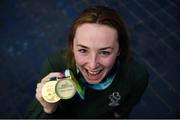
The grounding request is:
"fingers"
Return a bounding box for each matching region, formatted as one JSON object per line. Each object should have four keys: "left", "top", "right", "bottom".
{"left": 35, "top": 72, "right": 63, "bottom": 113}
{"left": 35, "top": 81, "right": 58, "bottom": 113}
{"left": 36, "top": 82, "right": 58, "bottom": 113}
{"left": 41, "top": 72, "right": 64, "bottom": 84}
{"left": 37, "top": 72, "right": 64, "bottom": 101}
{"left": 35, "top": 83, "right": 44, "bottom": 103}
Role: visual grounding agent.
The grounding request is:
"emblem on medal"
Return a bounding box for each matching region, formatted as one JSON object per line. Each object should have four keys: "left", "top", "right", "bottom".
{"left": 55, "top": 78, "right": 76, "bottom": 99}
{"left": 42, "top": 70, "right": 76, "bottom": 103}
{"left": 42, "top": 80, "right": 60, "bottom": 103}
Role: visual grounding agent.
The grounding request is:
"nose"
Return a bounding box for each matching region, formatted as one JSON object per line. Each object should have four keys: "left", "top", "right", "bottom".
{"left": 88, "top": 53, "right": 99, "bottom": 69}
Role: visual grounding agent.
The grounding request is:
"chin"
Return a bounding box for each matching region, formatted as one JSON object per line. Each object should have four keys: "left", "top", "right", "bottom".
{"left": 85, "top": 78, "right": 102, "bottom": 84}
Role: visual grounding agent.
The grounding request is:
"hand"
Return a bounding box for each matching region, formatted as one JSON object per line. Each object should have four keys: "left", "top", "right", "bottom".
{"left": 113, "top": 112, "right": 121, "bottom": 118}
{"left": 35, "top": 72, "right": 64, "bottom": 114}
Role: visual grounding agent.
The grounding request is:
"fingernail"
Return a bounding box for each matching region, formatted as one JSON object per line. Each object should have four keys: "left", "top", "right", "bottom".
{"left": 59, "top": 72, "right": 65, "bottom": 77}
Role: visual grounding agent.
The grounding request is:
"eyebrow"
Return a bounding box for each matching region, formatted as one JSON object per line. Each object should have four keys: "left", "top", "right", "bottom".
{"left": 77, "top": 44, "right": 113, "bottom": 50}
{"left": 77, "top": 44, "right": 89, "bottom": 49}
{"left": 100, "top": 47, "right": 113, "bottom": 51}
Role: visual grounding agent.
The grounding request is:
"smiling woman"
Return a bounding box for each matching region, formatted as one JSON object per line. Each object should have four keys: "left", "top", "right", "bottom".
{"left": 25, "top": 6, "right": 149, "bottom": 119}
{"left": 73, "top": 23, "right": 119, "bottom": 84}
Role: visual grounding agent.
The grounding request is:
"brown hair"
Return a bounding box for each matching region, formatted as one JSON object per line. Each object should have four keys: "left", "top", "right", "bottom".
{"left": 66, "top": 6, "right": 130, "bottom": 70}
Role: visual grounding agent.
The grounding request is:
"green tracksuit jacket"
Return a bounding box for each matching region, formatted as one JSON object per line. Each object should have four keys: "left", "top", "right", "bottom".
{"left": 25, "top": 50, "right": 149, "bottom": 118}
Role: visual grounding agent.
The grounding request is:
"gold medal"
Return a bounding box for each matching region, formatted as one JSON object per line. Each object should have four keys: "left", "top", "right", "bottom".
{"left": 42, "top": 81, "right": 61, "bottom": 103}
{"left": 55, "top": 78, "right": 76, "bottom": 99}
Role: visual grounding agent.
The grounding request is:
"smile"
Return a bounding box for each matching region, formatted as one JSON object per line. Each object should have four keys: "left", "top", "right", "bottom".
{"left": 84, "top": 68, "right": 104, "bottom": 82}
{"left": 87, "top": 70, "right": 102, "bottom": 75}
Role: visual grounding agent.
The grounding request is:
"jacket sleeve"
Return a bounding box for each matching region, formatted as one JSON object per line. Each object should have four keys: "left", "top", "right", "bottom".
{"left": 24, "top": 51, "right": 67, "bottom": 118}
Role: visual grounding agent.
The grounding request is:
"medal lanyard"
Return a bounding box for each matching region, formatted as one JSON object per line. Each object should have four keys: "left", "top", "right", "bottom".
{"left": 76, "top": 60, "right": 119, "bottom": 91}
{"left": 80, "top": 72, "right": 116, "bottom": 90}
{"left": 63, "top": 59, "right": 119, "bottom": 100}
{"left": 64, "top": 69, "right": 85, "bottom": 100}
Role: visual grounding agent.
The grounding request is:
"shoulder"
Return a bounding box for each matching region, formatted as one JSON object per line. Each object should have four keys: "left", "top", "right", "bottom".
{"left": 39, "top": 49, "right": 68, "bottom": 79}
{"left": 119, "top": 57, "right": 149, "bottom": 88}
{"left": 128, "top": 58, "right": 148, "bottom": 76}
{"left": 47, "top": 49, "right": 66, "bottom": 62}
{"left": 46, "top": 49, "right": 67, "bottom": 70}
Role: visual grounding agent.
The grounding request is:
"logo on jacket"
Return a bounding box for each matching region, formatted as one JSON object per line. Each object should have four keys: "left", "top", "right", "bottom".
{"left": 108, "top": 92, "right": 121, "bottom": 107}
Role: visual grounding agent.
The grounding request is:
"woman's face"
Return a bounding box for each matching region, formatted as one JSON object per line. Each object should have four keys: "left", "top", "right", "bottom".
{"left": 73, "top": 23, "right": 119, "bottom": 84}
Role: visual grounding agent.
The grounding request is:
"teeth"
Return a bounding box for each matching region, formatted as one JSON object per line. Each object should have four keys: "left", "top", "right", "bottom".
{"left": 88, "top": 70, "right": 100, "bottom": 75}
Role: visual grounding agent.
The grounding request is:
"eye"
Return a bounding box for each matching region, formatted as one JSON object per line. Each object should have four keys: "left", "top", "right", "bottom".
{"left": 99, "top": 51, "right": 111, "bottom": 57}
{"left": 78, "top": 49, "right": 87, "bottom": 53}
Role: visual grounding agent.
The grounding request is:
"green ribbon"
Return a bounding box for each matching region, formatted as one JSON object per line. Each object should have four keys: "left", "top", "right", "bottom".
{"left": 64, "top": 69, "right": 85, "bottom": 100}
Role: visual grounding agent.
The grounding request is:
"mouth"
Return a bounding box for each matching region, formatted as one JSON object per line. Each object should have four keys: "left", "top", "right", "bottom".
{"left": 83, "top": 68, "right": 104, "bottom": 83}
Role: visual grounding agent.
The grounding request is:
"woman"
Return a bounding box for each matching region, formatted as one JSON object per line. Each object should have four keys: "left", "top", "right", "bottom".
{"left": 25, "top": 6, "right": 149, "bottom": 118}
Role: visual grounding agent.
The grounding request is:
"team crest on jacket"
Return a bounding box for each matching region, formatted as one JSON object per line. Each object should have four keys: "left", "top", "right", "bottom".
{"left": 108, "top": 92, "right": 121, "bottom": 107}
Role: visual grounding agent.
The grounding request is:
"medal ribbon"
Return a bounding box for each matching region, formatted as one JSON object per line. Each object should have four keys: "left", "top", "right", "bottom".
{"left": 61, "top": 60, "right": 119, "bottom": 100}
{"left": 64, "top": 69, "right": 85, "bottom": 100}
{"left": 80, "top": 72, "right": 116, "bottom": 90}
{"left": 76, "top": 60, "right": 119, "bottom": 91}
